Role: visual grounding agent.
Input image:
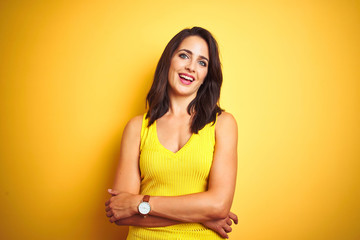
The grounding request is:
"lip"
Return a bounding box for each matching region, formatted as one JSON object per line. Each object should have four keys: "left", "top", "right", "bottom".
{"left": 179, "top": 77, "right": 192, "bottom": 85}
{"left": 178, "top": 73, "right": 195, "bottom": 81}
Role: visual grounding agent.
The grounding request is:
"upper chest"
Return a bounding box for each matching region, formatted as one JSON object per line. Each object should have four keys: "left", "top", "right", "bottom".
{"left": 155, "top": 116, "right": 193, "bottom": 153}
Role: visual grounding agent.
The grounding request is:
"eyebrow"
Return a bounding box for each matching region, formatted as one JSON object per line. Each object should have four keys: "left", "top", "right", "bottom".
{"left": 177, "top": 49, "right": 209, "bottom": 62}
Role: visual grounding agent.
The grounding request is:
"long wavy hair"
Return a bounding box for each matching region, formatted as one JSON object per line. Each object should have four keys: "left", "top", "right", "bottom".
{"left": 146, "top": 26, "right": 223, "bottom": 133}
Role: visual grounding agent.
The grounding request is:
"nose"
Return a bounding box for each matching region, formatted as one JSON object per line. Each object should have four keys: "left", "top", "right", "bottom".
{"left": 185, "top": 59, "right": 196, "bottom": 73}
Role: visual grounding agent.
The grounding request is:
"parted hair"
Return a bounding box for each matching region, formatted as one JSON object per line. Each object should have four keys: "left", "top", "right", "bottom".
{"left": 146, "top": 26, "right": 223, "bottom": 133}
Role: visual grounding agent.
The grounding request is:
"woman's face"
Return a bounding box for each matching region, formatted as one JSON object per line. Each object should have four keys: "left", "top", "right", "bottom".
{"left": 167, "top": 36, "right": 209, "bottom": 98}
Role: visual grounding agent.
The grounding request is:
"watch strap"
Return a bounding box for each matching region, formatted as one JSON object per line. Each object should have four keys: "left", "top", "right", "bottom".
{"left": 143, "top": 195, "right": 150, "bottom": 203}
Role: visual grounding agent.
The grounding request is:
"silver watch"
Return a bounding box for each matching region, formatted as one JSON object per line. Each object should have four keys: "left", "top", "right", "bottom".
{"left": 138, "top": 195, "right": 151, "bottom": 216}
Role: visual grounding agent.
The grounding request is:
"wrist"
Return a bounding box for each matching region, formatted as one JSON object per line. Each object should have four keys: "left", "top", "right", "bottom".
{"left": 134, "top": 194, "right": 144, "bottom": 214}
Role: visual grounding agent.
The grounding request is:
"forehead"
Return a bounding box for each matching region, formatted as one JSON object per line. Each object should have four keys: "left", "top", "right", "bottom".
{"left": 177, "top": 36, "right": 209, "bottom": 59}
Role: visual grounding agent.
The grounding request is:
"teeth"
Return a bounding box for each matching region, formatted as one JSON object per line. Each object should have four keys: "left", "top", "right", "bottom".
{"left": 180, "top": 74, "right": 194, "bottom": 81}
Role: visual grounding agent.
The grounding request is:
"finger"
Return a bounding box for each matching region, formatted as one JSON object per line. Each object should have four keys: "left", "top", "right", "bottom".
{"left": 228, "top": 212, "right": 238, "bottom": 224}
{"left": 223, "top": 224, "right": 232, "bottom": 233}
{"left": 226, "top": 217, "right": 232, "bottom": 226}
{"left": 105, "top": 206, "right": 111, "bottom": 212}
{"left": 218, "top": 228, "right": 229, "bottom": 239}
{"left": 109, "top": 215, "right": 117, "bottom": 223}
{"left": 106, "top": 210, "right": 113, "bottom": 218}
{"left": 105, "top": 200, "right": 110, "bottom": 206}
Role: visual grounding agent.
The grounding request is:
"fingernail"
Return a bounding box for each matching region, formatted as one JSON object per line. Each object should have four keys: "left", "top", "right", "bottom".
{"left": 108, "top": 189, "right": 112, "bottom": 192}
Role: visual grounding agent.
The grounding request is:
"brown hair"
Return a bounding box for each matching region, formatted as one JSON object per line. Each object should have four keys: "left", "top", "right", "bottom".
{"left": 146, "top": 26, "right": 223, "bottom": 133}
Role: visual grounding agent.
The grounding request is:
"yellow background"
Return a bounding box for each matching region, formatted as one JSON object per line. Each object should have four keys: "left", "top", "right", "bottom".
{"left": 0, "top": 0, "right": 359, "bottom": 239}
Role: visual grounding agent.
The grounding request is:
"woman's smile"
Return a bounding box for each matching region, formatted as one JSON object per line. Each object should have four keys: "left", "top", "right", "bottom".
{"left": 179, "top": 73, "right": 195, "bottom": 85}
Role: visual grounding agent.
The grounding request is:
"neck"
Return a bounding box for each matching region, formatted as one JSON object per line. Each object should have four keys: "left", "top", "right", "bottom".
{"left": 167, "top": 92, "right": 196, "bottom": 117}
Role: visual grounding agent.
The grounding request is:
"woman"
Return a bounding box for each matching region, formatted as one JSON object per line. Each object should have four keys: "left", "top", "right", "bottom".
{"left": 105, "top": 26, "right": 238, "bottom": 239}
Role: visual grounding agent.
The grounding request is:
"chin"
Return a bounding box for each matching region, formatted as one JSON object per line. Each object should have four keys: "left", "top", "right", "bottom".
{"left": 175, "top": 88, "right": 198, "bottom": 97}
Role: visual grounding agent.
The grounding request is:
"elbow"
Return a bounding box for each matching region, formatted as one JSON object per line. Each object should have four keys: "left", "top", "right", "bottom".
{"left": 209, "top": 200, "right": 230, "bottom": 219}
{"left": 215, "top": 206, "right": 229, "bottom": 219}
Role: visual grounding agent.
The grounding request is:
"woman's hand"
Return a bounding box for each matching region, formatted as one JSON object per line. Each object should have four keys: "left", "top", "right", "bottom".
{"left": 105, "top": 189, "right": 142, "bottom": 223}
{"left": 202, "top": 212, "right": 238, "bottom": 239}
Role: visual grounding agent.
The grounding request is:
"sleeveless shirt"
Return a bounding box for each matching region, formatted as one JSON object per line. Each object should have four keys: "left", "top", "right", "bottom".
{"left": 126, "top": 114, "right": 223, "bottom": 240}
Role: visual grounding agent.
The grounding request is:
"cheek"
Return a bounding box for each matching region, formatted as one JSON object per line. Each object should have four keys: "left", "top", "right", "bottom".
{"left": 168, "top": 62, "right": 176, "bottom": 78}
{"left": 200, "top": 69, "right": 208, "bottom": 81}
{"left": 170, "top": 57, "right": 182, "bottom": 69}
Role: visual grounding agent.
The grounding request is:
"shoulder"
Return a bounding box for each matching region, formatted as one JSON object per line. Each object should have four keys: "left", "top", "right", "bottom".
{"left": 123, "top": 114, "right": 144, "bottom": 138}
{"left": 214, "top": 112, "right": 238, "bottom": 150}
{"left": 216, "top": 112, "right": 237, "bottom": 132}
{"left": 127, "top": 114, "right": 144, "bottom": 128}
{"left": 215, "top": 112, "right": 238, "bottom": 142}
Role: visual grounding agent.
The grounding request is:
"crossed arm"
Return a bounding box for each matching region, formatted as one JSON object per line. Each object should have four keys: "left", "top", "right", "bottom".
{"left": 105, "top": 113, "right": 238, "bottom": 238}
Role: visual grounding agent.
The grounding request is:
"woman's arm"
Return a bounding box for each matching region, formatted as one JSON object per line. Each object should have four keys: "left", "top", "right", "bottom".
{"left": 112, "top": 205, "right": 238, "bottom": 239}
{"left": 107, "top": 189, "right": 237, "bottom": 238}
{"left": 106, "top": 112, "right": 238, "bottom": 223}
{"left": 110, "top": 115, "right": 142, "bottom": 195}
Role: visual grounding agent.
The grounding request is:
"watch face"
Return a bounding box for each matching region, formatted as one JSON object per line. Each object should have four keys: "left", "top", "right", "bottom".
{"left": 138, "top": 202, "right": 150, "bottom": 215}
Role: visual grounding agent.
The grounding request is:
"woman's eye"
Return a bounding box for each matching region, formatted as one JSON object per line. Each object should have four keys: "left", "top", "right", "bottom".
{"left": 179, "top": 53, "right": 188, "bottom": 59}
{"left": 199, "top": 61, "right": 207, "bottom": 67}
